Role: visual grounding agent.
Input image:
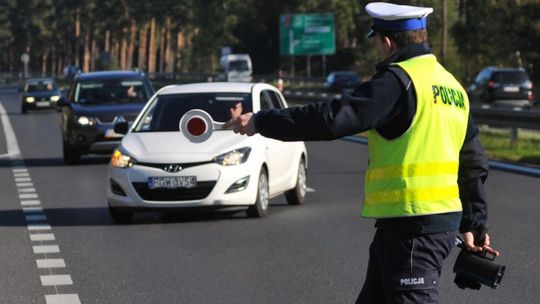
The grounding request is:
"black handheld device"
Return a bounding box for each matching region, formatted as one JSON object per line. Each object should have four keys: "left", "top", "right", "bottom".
{"left": 453, "top": 228, "right": 505, "bottom": 290}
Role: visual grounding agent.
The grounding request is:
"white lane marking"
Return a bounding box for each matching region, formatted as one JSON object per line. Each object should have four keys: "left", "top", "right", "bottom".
{"left": 19, "top": 193, "right": 38, "bottom": 199}
{"left": 0, "top": 103, "right": 21, "bottom": 157}
{"left": 2, "top": 103, "right": 81, "bottom": 302}
{"left": 33, "top": 245, "right": 60, "bottom": 254}
{"left": 25, "top": 214, "right": 48, "bottom": 221}
{"left": 27, "top": 224, "right": 52, "bottom": 231}
{"left": 40, "top": 275, "right": 73, "bottom": 286}
{"left": 45, "top": 294, "right": 81, "bottom": 304}
{"left": 306, "top": 187, "right": 316, "bottom": 193}
{"left": 22, "top": 207, "right": 44, "bottom": 213}
{"left": 37, "top": 259, "right": 65, "bottom": 268}
{"left": 18, "top": 187, "right": 37, "bottom": 193}
{"left": 21, "top": 200, "right": 41, "bottom": 206}
{"left": 17, "top": 182, "right": 34, "bottom": 187}
{"left": 30, "top": 233, "right": 56, "bottom": 241}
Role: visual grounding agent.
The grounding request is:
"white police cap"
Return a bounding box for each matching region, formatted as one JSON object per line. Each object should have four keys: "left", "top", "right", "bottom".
{"left": 365, "top": 2, "right": 433, "bottom": 38}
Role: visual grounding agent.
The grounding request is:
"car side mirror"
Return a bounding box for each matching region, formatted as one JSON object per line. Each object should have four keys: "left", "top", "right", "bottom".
{"left": 114, "top": 121, "right": 129, "bottom": 135}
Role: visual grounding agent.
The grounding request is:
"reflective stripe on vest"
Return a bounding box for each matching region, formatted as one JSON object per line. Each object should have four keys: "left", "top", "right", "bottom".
{"left": 362, "top": 55, "right": 469, "bottom": 218}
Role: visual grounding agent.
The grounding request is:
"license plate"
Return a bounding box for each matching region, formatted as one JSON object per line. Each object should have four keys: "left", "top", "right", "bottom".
{"left": 148, "top": 176, "right": 197, "bottom": 189}
{"left": 105, "top": 128, "right": 123, "bottom": 138}
{"left": 503, "top": 86, "right": 519, "bottom": 92}
{"left": 36, "top": 101, "right": 51, "bottom": 107}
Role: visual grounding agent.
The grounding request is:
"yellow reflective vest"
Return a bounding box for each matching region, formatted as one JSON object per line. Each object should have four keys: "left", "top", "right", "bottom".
{"left": 362, "top": 54, "right": 469, "bottom": 218}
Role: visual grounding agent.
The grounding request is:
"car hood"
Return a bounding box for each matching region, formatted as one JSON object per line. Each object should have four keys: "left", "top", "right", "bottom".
{"left": 71, "top": 102, "right": 145, "bottom": 122}
{"left": 121, "top": 131, "right": 255, "bottom": 163}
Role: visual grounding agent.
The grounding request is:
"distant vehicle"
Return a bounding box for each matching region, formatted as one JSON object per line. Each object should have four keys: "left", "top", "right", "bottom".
{"left": 106, "top": 82, "right": 308, "bottom": 223}
{"left": 467, "top": 67, "right": 533, "bottom": 107}
{"left": 59, "top": 70, "right": 155, "bottom": 164}
{"left": 218, "top": 54, "right": 253, "bottom": 82}
{"left": 20, "top": 78, "right": 62, "bottom": 114}
{"left": 324, "top": 71, "right": 361, "bottom": 93}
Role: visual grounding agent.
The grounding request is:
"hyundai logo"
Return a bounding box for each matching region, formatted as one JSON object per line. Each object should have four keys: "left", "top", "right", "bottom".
{"left": 163, "top": 164, "right": 182, "bottom": 173}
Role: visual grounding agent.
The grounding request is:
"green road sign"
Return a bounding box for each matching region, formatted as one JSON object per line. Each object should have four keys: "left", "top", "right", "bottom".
{"left": 279, "top": 13, "right": 336, "bottom": 56}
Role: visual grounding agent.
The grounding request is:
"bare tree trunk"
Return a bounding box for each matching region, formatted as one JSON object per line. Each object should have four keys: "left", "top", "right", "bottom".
{"left": 159, "top": 24, "right": 166, "bottom": 74}
{"left": 42, "top": 53, "right": 48, "bottom": 75}
{"left": 176, "top": 31, "right": 186, "bottom": 72}
{"left": 120, "top": 27, "right": 128, "bottom": 69}
{"left": 112, "top": 38, "right": 120, "bottom": 68}
{"left": 83, "top": 32, "right": 91, "bottom": 72}
{"left": 105, "top": 30, "right": 111, "bottom": 51}
{"left": 165, "top": 18, "right": 174, "bottom": 74}
{"left": 75, "top": 9, "right": 80, "bottom": 67}
{"left": 441, "top": 0, "right": 447, "bottom": 65}
{"left": 90, "top": 38, "right": 97, "bottom": 71}
{"left": 148, "top": 17, "right": 157, "bottom": 75}
{"left": 138, "top": 22, "right": 148, "bottom": 70}
{"left": 126, "top": 23, "right": 136, "bottom": 69}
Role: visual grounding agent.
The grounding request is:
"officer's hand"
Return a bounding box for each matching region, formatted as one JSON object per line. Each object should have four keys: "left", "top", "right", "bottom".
{"left": 224, "top": 112, "right": 257, "bottom": 136}
{"left": 462, "top": 232, "right": 500, "bottom": 256}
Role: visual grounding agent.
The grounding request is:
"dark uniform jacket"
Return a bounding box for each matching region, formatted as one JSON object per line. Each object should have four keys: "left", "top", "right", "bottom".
{"left": 254, "top": 43, "right": 489, "bottom": 234}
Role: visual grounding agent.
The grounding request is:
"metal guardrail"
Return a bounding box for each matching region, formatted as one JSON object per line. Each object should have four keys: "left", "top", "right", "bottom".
{"left": 283, "top": 90, "right": 540, "bottom": 131}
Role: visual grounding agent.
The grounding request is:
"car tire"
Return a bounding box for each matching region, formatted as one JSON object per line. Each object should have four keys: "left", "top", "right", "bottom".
{"left": 63, "top": 140, "right": 81, "bottom": 164}
{"left": 246, "top": 168, "right": 269, "bottom": 218}
{"left": 108, "top": 205, "right": 133, "bottom": 224}
{"left": 285, "top": 158, "right": 307, "bottom": 205}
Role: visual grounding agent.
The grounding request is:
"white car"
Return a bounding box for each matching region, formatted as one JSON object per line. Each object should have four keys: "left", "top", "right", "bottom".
{"left": 106, "top": 82, "right": 308, "bottom": 223}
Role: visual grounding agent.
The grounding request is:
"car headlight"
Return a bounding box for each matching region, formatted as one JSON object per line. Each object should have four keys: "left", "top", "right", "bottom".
{"left": 77, "top": 116, "right": 97, "bottom": 126}
{"left": 25, "top": 97, "right": 35, "bottom": 103}
{"left": 111, "top": 149, "right": 136, "bottom": 168}
{"left": 213, "top": 147, "right": 251, "bottom": 166}
{"left": 50, "top": 95, "right": 60, "bottom": 102}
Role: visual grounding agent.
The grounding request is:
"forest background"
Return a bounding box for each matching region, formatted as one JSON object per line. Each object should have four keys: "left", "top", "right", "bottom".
{"left": 1, "top": 0, "right": 539, "bottom": 84}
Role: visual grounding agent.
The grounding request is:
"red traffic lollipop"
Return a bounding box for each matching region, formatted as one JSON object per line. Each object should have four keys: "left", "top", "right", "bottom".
{"left": 179, "top": 109, "right": 225, "bottom": 143}
{"left": 186, "top": 116, "right": 207, "bottom": 136}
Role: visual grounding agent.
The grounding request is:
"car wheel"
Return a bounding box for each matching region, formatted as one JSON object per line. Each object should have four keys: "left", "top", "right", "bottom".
{"left": 63, "top": 140, "right": 81, "bottom": 164}
{"left": 108, "top": 205, "right": 133, "bottom": 224}
{"left": 246, "top": 168, "right": 269, "bottom": 218}
{"left": 285, "top": 158, "right": 307, "bottom": 205}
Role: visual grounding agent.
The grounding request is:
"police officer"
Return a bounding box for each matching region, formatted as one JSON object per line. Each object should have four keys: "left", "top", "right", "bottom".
{"left": 226, "top": 2, "right": 499, "bottom": 303}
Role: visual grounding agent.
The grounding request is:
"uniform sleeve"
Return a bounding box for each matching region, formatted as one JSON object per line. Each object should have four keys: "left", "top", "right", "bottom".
{"left": 254, "top": 71, "right": 405, "bottom": 142}
{"left": 458, "top": 114, "right": 490, "bottom": 233}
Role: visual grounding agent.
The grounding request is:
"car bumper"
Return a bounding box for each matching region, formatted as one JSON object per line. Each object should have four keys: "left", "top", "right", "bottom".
{"left": 23, "top": 100, "right": 58, "bottom": 110}
{"left": 107, "top": 162, "right": 258, "bottom": 209}
{"left": 67, "top": 123, "right": 123, "bottom": 154}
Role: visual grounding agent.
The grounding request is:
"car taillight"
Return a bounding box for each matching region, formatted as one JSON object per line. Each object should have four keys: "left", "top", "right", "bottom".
{"left": 528, "top": 91, "right": 534, "bottom": 101}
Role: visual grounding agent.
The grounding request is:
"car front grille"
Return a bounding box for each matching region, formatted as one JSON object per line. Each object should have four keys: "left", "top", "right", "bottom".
{"left": 132, "top": 181, "right": 216, "bottom": 201}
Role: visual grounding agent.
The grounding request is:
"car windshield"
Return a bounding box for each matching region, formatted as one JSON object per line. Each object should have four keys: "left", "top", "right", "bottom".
{"left": 229, "top": 60, "right": 249, "bottom": 72}
{"left": 133, "top": 92, "right": 252, "bottom": 132}
{"left": 26, "top": 80, "right": 56, "bottom": 92}
{"left": 492, "top": 71, "right": 529, "bottom": 83}
{"left": 74, "top": 79, "right": 149, "bottom": 104}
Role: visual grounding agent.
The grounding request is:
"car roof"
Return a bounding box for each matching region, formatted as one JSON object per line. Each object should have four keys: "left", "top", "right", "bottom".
{"left": 157, "top": 82, "right": 264, "bottom": 95}
{"left": 75, "top": 70, "right": 147, "bottom": 81}
{"left": 25, "top": 77, "right": 55, "bottom": 83}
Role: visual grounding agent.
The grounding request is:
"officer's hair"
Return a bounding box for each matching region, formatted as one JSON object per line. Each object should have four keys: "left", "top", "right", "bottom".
{"left": 377, "top": 29, "right": 428, "bottom": 48}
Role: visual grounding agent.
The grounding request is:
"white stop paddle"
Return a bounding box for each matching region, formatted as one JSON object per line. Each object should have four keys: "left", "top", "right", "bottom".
{"left": 178, "top": 109, "right": 225, "bottom": 143}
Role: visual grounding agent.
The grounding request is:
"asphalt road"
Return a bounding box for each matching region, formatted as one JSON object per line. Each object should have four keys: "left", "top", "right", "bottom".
{"left": 0, "top": 86, "right": 538, "bottom": 304}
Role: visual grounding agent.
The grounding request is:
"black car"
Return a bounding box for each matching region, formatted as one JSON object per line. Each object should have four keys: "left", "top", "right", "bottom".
{"left": 467, "top": 67, "right": 533, "bottom": 107}
{"left": 20, "top": 78, "right": 62, "bottom": 114}
{"left": 323, "top": 71, "right": 361, "bottom": 93}
{"left": 59, "top": 70, "right": 154, "bottom": 164}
